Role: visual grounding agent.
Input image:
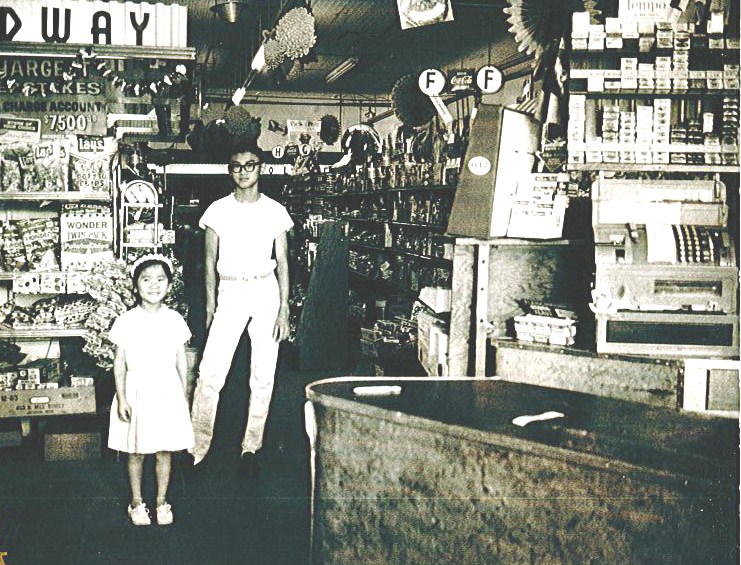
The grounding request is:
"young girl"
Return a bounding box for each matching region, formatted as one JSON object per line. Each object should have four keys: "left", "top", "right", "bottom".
{"left": 107, "top": 254, "right": 194, "bottom": 526}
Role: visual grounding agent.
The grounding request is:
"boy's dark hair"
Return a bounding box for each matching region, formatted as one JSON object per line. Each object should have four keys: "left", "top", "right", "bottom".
{"left": 132, "top": 259, "right": 173, "bottom": 300}
{"left": 229, "top": 139, "right": 264, "bottom": 162}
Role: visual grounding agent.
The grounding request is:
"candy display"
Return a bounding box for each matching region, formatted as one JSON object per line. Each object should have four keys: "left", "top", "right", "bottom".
{"left": 19, "top": 218, "right": 60, "bottom": 271}
{"left": 19, "top": 139, "right": 70, "bottom": 193}
{"left": 2, "top": 222, "right": 29, "bottom": 272}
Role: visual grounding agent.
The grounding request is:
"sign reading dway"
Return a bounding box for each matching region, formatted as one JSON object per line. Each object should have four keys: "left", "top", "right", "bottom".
{"left": 0, "top": 1, "right": 187, "bottom": 48}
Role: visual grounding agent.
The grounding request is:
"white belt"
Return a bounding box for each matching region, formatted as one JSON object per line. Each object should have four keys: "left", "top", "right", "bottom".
{"left": 220, "top": 271, "right": 274, "bottom": 282}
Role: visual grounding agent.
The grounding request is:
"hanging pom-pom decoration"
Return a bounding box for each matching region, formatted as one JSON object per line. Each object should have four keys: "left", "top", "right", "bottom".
{"left": 275, "top": 7, "right": 316, "bottom": 60}
{"left": 263, "top": 38, "right": 285, "bottom": 73}
{"left": 319, "top": 114, "right": 340, "bottom": 145}
{"left": 224, "top": 105, "right": 262, "bottom": 146}
{"left": 390, "top": 74, "right": 435, "bottom": 127}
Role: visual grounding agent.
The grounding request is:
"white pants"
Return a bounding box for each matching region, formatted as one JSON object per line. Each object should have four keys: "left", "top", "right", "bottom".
{"left": 190, "top": 275, "right": 280, "bottom": 463}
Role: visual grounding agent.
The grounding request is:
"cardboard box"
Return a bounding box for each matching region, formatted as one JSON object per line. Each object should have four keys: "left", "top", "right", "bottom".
{"left": 43, "top": 417, "right": 101, "bottom": 461}
{"left": 0, "top": 385, "right": 95, "bottom": 418}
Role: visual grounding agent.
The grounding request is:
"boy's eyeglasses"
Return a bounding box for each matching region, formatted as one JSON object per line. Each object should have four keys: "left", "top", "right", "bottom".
{"left": 228, "top": 161, "right": 261, "bottom": 173}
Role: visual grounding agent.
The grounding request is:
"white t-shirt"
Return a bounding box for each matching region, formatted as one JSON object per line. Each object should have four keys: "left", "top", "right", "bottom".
{"left": 199, "top": 193, "right": 293, "bottom": 277}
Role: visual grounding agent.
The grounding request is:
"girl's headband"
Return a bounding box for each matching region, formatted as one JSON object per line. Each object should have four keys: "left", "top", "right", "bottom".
{"left": 130, "top": 253, "right": 173, "bottom": 276}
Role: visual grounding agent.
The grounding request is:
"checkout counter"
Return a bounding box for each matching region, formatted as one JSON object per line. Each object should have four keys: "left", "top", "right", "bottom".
{"left": 305, "top": 377, "right": 738, "bottom": 565}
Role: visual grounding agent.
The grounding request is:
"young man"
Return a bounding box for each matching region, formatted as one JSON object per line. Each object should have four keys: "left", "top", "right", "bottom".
{"left": 190, "top": 142, "right": 293, "bottom": 469}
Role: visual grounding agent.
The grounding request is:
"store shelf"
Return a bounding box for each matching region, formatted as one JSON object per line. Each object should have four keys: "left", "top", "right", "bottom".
{"left": 0, "top": 42, "right": 196, "bottom": 61}
{"left": 322, "top": 191, "right": 385, "bottom": 198}
{"left": 568, "top": 163, "right": 739, "bottom": 173}
{"left": 349, "top": 241, "right": 452, "bottom": 267}
{"left": 570, "top": 46, "right": 739, "bottom": 56}
{"left": 569, "top": 89, "right": 740, "bottom": 99}
{"left": 0, "top": 192, "right": 111, "bottom": 201}
{"left": 0, "top": 328, "right": 87, "bottom": 339}
{"left": 148, "top": 163, "right": 227, "bottom": 175}
{"left": 344, "top": 217, "right": 386, "bottom": 225}
{"left": 387, "top": 186, "right": 454, "bottom": 193}
{"left": 0, "top": 270, "right": 87, "bottom": 281}
{"left": 349, "top": 269, "right": 416, "bottom": 296}
{"left": 390, "top": 220, "right": 447, "bottom": 231}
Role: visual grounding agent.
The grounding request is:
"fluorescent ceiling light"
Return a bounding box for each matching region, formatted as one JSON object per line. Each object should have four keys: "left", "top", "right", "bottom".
{"left": 325, "top": 57, "right": 359, "bottom": 84}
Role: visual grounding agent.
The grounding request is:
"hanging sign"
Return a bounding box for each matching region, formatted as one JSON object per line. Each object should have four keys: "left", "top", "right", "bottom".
{"left": 0, "top": 57, "right": 107, "bottom": 136}
{"left": 0, "top": 0, "right": 188, "bottom": 48}
{"left": 476, "top": 65, "right": 503, "bottom": 94}
{"left": 418, "top": 68, "right": 446, "bottom": 96}
{"left": 448, "top": 69, "right": 475, "bottom": 93}
{"left": 271, "top": 145, "right": 286, "bottom": 159}
{"left": 286, "top": 120, "right": 321, "bottom": 136}
{"left": 618, "top": 0, "right": 671, "bottom": 20}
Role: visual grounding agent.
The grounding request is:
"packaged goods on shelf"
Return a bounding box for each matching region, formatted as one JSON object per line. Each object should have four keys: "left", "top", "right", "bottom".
{"left": 60, "top": 204, "right": 114, "bottom": 271}
{"left": 2, "top": 222, "right": 28, "bottom": 271}
{"left": 0, "top": 144, "right": 24, "bottom": 192}
{"left": 68, "top": 136, "right": 116, "bottom": 194}
{"left": 54, "top": 297, "right": 95, "bottom": 328}
{"left": 18, "top": 139, "right": 70, "bottom": 193}
{"left": 19, "top": 218, "right": 60, "bottom": 270}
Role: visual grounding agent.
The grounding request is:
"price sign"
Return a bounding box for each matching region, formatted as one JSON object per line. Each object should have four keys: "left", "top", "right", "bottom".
{"left": 272, "top": 145, "right": 285, "bottom": 159}
{"left": 467, "top": 156, "right": 491, "bottom": 176}
{"left": 299, "top": 143, "right": 312, "bottom": 156}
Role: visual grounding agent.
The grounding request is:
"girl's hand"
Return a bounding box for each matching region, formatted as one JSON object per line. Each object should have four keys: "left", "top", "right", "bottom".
{"left": 117, "top": 397, "right": 132, "bottom": 423}
{"left": 273, "top": 306, "right": 290, "bottom": 342}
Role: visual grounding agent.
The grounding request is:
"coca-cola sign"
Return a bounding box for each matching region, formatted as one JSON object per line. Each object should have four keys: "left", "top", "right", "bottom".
{"left": 448, "top": 70, "right": 475, "bottom": 93}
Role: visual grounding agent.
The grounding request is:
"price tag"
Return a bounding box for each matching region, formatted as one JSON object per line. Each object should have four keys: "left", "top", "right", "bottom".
{"left": 467, "top": 156, "right": 491, "bottom": 176}
{"left": 271, "top": 145, "right": 285, "bottom": 159}
{"left": 299, "top": 143, "right": 312, "bottom": 157}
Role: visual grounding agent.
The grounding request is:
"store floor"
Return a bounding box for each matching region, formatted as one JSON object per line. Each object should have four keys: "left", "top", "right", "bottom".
{"left": 0, "top": 340, "right": 352, "bottom": 565}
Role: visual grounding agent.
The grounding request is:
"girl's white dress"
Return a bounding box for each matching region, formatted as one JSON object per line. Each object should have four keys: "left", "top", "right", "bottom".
{"left": 107, "top": 305, "right": 195, "bottom": 454}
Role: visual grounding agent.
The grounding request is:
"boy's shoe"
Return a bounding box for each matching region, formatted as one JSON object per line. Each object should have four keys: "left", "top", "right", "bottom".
{"left": 239, "top": 451, "right": 261, "bottom": 477}
{"left": 156, "top": 502, "right": 174, "bottom": 526}
{"left": 128, "top": 502, "right": 151, "bottom": 526}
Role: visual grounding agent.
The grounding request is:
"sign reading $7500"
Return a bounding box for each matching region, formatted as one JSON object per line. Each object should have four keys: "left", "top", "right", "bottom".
{"left": 0, "top": 57, "right": 107, "bottom": 136}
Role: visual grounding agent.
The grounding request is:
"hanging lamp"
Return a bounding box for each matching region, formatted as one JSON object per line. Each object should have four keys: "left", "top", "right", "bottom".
{"left": 211, "top": 0, "right": 250, "bottom": 24}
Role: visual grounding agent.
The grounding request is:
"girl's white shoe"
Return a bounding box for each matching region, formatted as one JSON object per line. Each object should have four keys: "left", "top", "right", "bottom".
{"left": 128, "top": 502, "right": 151, "bottom": 526}
{"left": 156, "top": 502, "right": 174, "bottom": 525}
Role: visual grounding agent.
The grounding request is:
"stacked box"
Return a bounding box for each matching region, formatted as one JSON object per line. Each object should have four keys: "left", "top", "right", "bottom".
{"left": 655, "top": 22, "right": 673, "bottom": 49}
{"left": 605, "top": 17, "right": 622, "bottom": 48}
{"left": 655, "top": 56, "right": 672, "bottom": 91}
{"left": 568, "top": 95, "right": 586, "bottom": 163}
{"left": 722, "top": 97, "right": 739, "bottom": 165}
{"left": 686, "top": 119, "right": 704, "bottom": 164}
{"left": 636, "top": 104, "right": 654, "bottom": 162}
{"left": 620, "top": 57, "right": 638, "bottom": 90}
{"left": 724, "top": 64, "right": 740, "bottom": 91}
{"left": 653, "top": 98, "right": 671, "bottom": 163}
{"left": 672, "top": 47, "right": 689, "bottom": 92}
{"left": 571, "top": 11, "right": 589, "bottom": 50}
{"left": 638, "top": 21, "right": 655, "bottom": 52}
{"left": 588, "top": 24, "right": 605, "bottom": 51}
{"left": 620, "top": 110, "right": 636, "bottom": 162}
{"left": 638, "top": 63, "right": 654, "bottom": 91}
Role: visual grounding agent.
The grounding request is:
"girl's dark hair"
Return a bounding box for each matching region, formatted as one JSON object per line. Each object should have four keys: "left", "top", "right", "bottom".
{"left": 229, "top": 140, "right": 264, "bottom": 162}
{"left": 132, "top": 258, "right": 173, "bottom": 293}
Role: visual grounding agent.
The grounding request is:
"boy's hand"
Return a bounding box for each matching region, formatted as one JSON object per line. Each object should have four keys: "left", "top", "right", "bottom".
{"left": 273, "top": 306, "right": 290, "bottom": 342}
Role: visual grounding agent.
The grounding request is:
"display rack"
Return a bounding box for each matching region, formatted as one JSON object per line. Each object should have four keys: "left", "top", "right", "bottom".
{"left": 567, "top": 12, "right": 740, "bottom": 364}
